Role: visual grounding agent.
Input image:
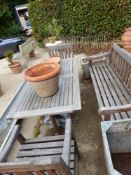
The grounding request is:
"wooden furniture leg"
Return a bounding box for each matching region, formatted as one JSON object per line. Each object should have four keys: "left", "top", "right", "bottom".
{"left": 50, "top": 115, "right": 59, "bottom": 134}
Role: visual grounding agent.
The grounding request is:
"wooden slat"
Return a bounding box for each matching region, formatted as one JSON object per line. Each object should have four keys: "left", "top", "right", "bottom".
{"left": 0, "top": 125, "right": 21, "bottom": 162}
{"left": 89, "top": 66, "right": 104, "bottom": 107}
{"left": 17, "top": 154, "right": 75, "bottom": 162}
{"left": 73, "top": 59, "right": 81, "bottom": 110}
{"left": 20, "top": 140, "right": 74, "bottom": 151}
{"left": 24, "top": 135, "right": 65, "bottom": 144}
{"left": 99, "top": 63, "right": 129, "bottom": 119}
{"left": 17, "top": 146, "right": 74, "bottom": 158}
{"left": 95, "top": 63, "right": 121, "bottom": 120}
{"left": 8, "top": 105, "right": 74, "bottom": 119}
{"left": 107, "top": 64, "right": 131, "bottom": 102}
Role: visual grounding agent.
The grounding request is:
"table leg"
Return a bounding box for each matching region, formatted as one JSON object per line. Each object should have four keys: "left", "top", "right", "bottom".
{"left": 50, "top": 115, "right": 59, "bottom": 134}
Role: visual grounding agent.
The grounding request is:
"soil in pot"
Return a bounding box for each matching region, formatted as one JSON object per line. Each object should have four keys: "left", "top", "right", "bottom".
{"left": 9, "top": 62, "right": 22, "bottom": 74}
{"left": 24, "top": 62, "right": 60, "bottom": 97}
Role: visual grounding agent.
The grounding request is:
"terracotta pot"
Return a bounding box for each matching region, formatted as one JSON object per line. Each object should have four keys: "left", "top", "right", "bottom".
{"left": 43, "top": 57, "right": 60, "bottom": 64}
{"left": 121, "top": 27, "right": 131, "bottom": 53}
{"left": 9, "top": 62, "right": 22, "bottom": 74}
{"left": 24, "top": 62, "right": 60, "bottom": 97}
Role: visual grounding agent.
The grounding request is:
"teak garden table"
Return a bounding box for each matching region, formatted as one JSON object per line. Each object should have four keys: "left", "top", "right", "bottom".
{"left": 5, "top": 58, "right": 81, "bottom": 131}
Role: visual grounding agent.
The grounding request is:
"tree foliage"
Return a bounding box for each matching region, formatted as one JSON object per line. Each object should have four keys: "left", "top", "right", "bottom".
{"left": 0, "top": 0, "right": 28, "bottom": 37}
{"left": 29, "top": 0, "right": 131, "bottom": 42}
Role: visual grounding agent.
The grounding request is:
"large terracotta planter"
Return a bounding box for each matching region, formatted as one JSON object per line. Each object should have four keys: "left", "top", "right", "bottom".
{"left": 121, "top": 27, "right": 131, "bottom": 53}
{"left": 9, "top": 62, "right": 22, "bottom": 74}
{"left": 24, "top": 62, "right": 60, "bottom": 97}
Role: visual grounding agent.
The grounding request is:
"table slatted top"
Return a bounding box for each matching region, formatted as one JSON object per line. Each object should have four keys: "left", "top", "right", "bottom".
{"left": 6, "top": 58, "right": 81, "bottom": 119}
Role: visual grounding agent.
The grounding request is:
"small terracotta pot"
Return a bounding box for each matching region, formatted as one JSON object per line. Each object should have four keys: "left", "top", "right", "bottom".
{"left": 121, "top": 27, "right": 131, "bottom": 53}
{"left": 9, "top": 62, "right": 22, "bottom": 74}
{"left": 24, "top": 62, "right": 60, "bottom": 97}
{"left": 43, "top": 57, "right": 60, "bottom": 64}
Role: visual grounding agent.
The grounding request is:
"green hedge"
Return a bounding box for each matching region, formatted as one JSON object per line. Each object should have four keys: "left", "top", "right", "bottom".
{"left": 29, "top": 0, "right": 131, "bottom": 42}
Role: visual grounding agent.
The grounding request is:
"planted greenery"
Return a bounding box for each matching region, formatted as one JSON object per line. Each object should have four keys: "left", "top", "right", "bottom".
{"left": 29, "top": 0, "right": 131, "bottom": 41}
{"left": 5, "top": 50, "right": 14, "bottom": 65}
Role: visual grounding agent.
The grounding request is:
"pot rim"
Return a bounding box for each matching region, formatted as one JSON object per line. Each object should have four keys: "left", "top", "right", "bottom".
{"left": 8, "top": 62, "right": 21, "bottom": 68}
{"left": 43, "top": 57, "right": 60, "bottom": 64}
{"left": 24, "top": 62, "right": 60, "bottom": 82}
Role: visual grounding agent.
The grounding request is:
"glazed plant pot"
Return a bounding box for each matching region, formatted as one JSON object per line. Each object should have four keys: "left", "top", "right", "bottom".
{"left": 24, "top": 62, "right": 60, "bottom": 97}
{"left": 121, "top": 27, "right": 131, "bottom": 53}
{"left": 9, "top": 62, "right": 22, "bottom": 74}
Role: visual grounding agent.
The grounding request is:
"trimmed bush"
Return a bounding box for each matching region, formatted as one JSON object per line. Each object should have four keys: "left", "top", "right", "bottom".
{"left": 29, "top": 0, "right": 131, "bottom": 42}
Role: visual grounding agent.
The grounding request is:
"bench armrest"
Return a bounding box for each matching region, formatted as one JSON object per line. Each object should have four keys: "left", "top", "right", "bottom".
{"left": 0, "top": 124, "right": 21, "bottom": 162}
{"left": 99, "top": 104, "right": 131, "bottom": 116}
{"left": 82, "top": 51, "right": 111, "bottom": 63}
{"left": 62, "top": 116, "right": 72, "bottom": 166}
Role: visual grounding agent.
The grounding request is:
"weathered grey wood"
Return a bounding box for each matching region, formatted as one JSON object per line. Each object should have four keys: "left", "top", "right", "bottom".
{"left": 0, "top": 124, "right": 21, "bottom": 162}
{"left": 24, "top": 135, "right": 65, "bottom": 144}
{"left": 5, "top": 58, "right": 81, "bottom": 120}
{"left": 88, "top": 44, "right": 131, "bottom": 121}
{"left": 112, "top": 44, "right": 131, "bottom": 66}
{"left": 17, "top": 146, "right": 75, "bottom": 158}
{"left": 17, "top": 154, "right": 75, "bottom": 162}
{"left": 82, "top": 51, "right": 111, "bottom": 62}
{"left": 62, "top": 116, "right": 72, "bottom": 166}
{"left": 10, "top": 105, "right": 74, "bottom": 119}
{"left": 101, "top": 119, "right": 131, "bottom": 175}
{"left": 99, "top": 104, "right": 131, "bottom": 116}
{"left": 73, "top": 59, "right": 81, "bottom": 110}
{"left": 101, "top": 122, "right": 122, "bottom": 175}
{"left": 0, "top": 117, "right": 78, "bottom": 175}
{"left": 48, "top": 44, "right": 74, "bottom": 59}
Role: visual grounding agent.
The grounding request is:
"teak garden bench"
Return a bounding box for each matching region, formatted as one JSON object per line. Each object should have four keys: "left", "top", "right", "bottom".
{"left": 0, "top": 116, "right": 79, "bottom": 175}
{"left": 82, "top": 44, "right": 131, "bottom": 121}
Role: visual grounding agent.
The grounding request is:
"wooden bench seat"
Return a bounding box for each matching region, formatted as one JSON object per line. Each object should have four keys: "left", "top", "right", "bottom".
{"left": 83, "top": 43, "right": 131, "bottom": 120}
{"left": 0, "top": 116, "right": 79, "bottom": 175}
{"left": 16, "top": 136, "right": 76, "bottom": 174}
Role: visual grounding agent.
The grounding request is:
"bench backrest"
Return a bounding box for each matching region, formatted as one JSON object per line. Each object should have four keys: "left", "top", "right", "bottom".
{"left": 48, "top": 44, "right": 74, "bottom": 59}
{"left": 0, "top": 158, "right": 71, "bottom": 175}
{"left": 19, "top": 38, "right": 36, "bottom": 59}
{"left": 109, "top": 44, "right": 131, "bottom": 92}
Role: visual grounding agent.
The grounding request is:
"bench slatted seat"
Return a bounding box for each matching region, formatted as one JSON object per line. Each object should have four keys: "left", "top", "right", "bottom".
{"left": 84, "top": 44, "right": 131, "bottom": 120}
{"left": 0, "top": 116, "right": 79, "bottom": 175}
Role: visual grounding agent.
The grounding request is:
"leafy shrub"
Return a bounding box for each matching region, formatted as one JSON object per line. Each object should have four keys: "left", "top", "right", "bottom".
{"left": 29, "top": 0, "right": 59, "bottom": 42}
{"left": 29, "top": 0, "right": 131, "bottom": 41}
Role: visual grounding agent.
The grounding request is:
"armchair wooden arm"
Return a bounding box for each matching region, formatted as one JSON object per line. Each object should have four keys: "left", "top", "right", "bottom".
{"left": 0, "top": 124, "right": 21, "bottom": 162}
{"left": 99, "top": 104, "right": 131, "bottom": 116}
{"left": 82, "top": 51, "right": 111, "bottom": 63}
